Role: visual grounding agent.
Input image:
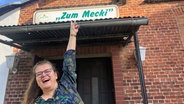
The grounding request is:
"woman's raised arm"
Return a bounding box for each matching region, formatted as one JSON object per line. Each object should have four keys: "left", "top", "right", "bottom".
{"left": 66, "top": 21, "right": 79, "bottom": 51}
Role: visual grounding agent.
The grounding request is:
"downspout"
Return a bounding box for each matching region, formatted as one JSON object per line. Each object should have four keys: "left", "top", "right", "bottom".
{"left": 133, "top": 32, "right": 148, "bottom": 104}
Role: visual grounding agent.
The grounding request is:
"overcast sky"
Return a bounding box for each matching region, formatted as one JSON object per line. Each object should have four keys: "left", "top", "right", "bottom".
{"left": 0, "top": 0, "right": 22, "bottom": 6}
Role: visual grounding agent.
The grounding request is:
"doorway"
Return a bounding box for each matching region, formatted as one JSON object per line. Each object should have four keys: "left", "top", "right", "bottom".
{"left": 51, "top": 57, "right": 115, "bottom": 104}
{"left": 77, "top": 57, "right": 115, "bottom": 104}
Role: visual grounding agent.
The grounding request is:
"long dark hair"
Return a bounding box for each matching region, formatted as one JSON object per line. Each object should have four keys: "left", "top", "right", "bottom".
{"left": 23, "top": 60, "right": 58, "bottom": 104}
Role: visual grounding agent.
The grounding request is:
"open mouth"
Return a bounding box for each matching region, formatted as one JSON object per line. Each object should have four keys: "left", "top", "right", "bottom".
{"left": 42, "top": 79, "right": 50, "bottom": 83}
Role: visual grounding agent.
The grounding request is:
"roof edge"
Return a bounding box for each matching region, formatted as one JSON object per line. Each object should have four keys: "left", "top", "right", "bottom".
{"left": 0, "top": 18, "right": 148, "bottom": 34}
{"left": 0, "top": 0, "right": 35, "bottom": 8}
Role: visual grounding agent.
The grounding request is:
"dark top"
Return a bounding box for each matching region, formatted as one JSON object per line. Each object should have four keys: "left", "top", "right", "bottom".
{"left": 35, "top": 50, "right": 84, "bottom": 104}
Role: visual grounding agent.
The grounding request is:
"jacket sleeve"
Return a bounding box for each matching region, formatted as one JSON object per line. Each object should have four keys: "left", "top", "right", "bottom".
{"left": 60, "top": 50, "right": 77, "bottom": 88}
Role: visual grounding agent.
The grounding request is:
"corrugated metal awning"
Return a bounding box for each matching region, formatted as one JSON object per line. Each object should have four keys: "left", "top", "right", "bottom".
{"left": 0, "top": 17, "right": 148, "bottom": 51}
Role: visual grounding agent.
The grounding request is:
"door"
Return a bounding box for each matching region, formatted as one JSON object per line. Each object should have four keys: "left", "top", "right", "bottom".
{"left": 77, "top": 58, "right": 115, "bottom": 104}
{"left": 51, "top": 57, "right": 115, "bottom": 104}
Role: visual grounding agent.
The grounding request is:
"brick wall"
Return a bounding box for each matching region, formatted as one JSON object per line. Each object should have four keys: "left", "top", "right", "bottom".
{"left": 4, "top": 0, "right": 184, "bottom": 104}
{"left": 4, "top": 51, "right": 34, "bottom": 104}
{"left": 38, "top": 0, "right": 112, "bottom": 8}
{"left": 119, "top": 0, "right": 184, "bottom": 103}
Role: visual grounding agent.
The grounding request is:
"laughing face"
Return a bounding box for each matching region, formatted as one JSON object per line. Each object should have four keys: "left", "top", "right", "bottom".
{"left": 35, "top": 63, "right": 58, "bottom": 91}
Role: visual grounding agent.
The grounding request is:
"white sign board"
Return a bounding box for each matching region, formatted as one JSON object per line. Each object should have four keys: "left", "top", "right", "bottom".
{"left": 33, "top": 5, "right": 119, "bottom": 24}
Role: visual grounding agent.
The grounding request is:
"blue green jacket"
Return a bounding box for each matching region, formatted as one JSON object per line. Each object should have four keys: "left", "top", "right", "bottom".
{"left": 35, "top": 50, "right": 84, "bottom": 104}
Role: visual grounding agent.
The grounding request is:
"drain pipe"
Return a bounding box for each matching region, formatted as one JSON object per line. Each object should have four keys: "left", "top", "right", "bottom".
{"left": 133, "top": 32, "right": 148, "bottom": 104}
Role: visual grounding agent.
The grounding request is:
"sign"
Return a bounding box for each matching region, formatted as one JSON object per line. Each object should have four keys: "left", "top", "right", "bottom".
{"left": 33, "top": 5, "right": 119, "bottom": 24}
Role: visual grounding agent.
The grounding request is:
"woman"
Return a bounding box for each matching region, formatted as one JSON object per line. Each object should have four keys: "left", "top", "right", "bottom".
{"left": 23, "top": 21, "right": 84, "bottom": 104}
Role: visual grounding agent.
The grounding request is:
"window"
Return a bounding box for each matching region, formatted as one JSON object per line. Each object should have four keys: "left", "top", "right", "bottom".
{"left": 113, "top": 0, "right": 126, "bottom": 5}
{"left": 176, "top": 15, "right": 184, "bottom": 46}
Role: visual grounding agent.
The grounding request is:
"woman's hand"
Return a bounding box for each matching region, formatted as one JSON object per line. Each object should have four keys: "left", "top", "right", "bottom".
{"left": 66, "top": 21, "right": 79, "bottom": 51}
{"left": 70, "top": 21, "right": 79, "bottom": 37}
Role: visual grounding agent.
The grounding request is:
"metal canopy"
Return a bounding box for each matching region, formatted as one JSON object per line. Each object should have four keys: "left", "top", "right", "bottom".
{"left": 0, "top": 17, "right": 149, "bottom": 104}
{"left": 0, "top": 17, "right": 148, "bottom": 51}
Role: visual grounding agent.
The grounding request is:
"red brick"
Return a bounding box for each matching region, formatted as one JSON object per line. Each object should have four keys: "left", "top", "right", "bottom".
{"left": 4, "top": 0, "right": 184, "bottom": 104}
